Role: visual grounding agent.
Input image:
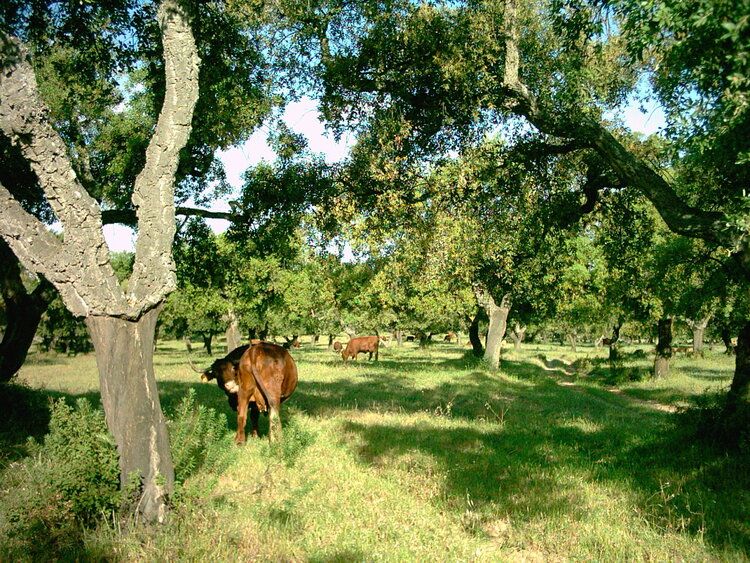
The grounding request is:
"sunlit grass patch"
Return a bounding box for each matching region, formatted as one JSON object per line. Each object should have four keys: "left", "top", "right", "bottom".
{"left": 6, "top": 338, "right": 748, "bottom": 561}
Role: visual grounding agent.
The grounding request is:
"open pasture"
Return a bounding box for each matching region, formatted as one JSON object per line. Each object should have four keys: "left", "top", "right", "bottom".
{"left": 5, "top": 340, "right": 748, "bottom": 561}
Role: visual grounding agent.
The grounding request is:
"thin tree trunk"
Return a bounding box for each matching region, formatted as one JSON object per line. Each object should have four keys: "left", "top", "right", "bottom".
{"left": 224, "top": 310, "right": 241, "bottom": 353}
{"left": 568, "top": 332, "right": 577, "bottom": 353}
{"left": 395, "top": 329, "right": 403, "bottom": 346}
{"left": 85, "top": 306, "right": 173, "bottom": 523}
{"left": 476, "top": 289, "right": 511, "bottom": 370}
{"left": 202, "top": 333, "right": 213, "bottom": 356}
{"left": 511, "top": 323, "right": 526, "bottom": 352}
{"left": 719, "top": 325, "right": 735, "bottom": 355}
{"left": 686, "top": 314, "right": 711, "bottom": 356}
{"left": 653, "top": 317, "right": 673, "bottom": 378}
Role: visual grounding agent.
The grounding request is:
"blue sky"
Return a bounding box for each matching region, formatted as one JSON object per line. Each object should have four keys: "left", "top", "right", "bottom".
{"left": 102, "top": 96, "right": 666, "bottom": 252}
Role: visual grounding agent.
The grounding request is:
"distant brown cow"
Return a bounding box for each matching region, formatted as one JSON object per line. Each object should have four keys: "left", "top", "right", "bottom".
{"left": 333, "top": 341, "right": 343, "bottom": 352}
{"left": 342, "top": 335, "right": 379, "bottom": 361}
{"left": 444, "top": 331, "right": 456, "bottom": 342}
{"left": 198, "top": 342, "right": 297, "bottom": 443}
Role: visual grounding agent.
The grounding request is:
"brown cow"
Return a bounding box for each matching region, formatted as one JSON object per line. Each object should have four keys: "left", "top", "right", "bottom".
{"left": 444, "top": 331, "right": 456, "bottom": 342}
{"left": 342, "top": 335, "right": 379, "bottom": 361}
{"left": 333, "top": 341, "right": 343, "bottom": 352}
{"left": 234, "top": 342, "right": 297, "bottom": 443}
{"left": 198, "top": 342, "right": 297, "bottom": 443}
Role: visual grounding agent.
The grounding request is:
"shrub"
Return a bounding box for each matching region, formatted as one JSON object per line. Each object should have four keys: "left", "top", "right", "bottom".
{"left": 678, "top": 392, "right": 750, "bottom": 452}
{"left": 0, "top": 398, "right": 120, "bottom": 560}
{"left": 167, "top": 389, "right": 236, "bottom": 499}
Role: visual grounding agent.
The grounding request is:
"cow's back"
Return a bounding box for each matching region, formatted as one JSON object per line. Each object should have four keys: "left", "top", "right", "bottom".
{"left": 240, "top": 342, "right": 298, "bottom": 404}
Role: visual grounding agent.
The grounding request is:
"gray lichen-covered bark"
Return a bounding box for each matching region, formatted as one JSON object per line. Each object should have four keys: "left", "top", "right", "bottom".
{"left": 0, "top": 0, "right": 200, "bottom": 522}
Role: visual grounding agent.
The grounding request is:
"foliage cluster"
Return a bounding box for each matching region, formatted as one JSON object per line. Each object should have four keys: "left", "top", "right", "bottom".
{"left": 0, "top": 388, "right": 232, "bottom": 561}
{"left": 0, "top": 398, "right": 120, "bottom": 560}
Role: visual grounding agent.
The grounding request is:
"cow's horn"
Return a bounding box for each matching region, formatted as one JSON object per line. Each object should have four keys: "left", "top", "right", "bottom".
{"left": 186, "top": 354, "right": 205, "bottom": 374}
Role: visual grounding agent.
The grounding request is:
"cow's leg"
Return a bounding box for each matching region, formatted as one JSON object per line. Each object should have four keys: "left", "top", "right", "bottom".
{"left": 235, "top": 393, "right": 249, "bottom": 445}
{"left": 250, "top": 402, "right": 260, "bottom": 438}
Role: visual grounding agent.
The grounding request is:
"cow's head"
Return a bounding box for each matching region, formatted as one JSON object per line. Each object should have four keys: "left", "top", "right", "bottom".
{"left": 202, "top": 358, "right": 239, "bottom": 393}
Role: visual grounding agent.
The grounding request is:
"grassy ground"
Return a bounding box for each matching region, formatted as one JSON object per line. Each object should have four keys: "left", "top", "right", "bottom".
{"left": 4, "top": 339, "right": 748, "bottom": 561}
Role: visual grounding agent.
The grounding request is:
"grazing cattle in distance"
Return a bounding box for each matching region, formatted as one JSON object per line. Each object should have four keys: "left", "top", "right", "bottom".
{"left": 342, "top": 335, "right": 379, "bottom": 361}
{"left": 406, "top": 335, "right": 415, "bottom": 342}
{"left": 601, "top": 338, "right": 612, "bottom": 346}
{"left": 196, "top": 341, "right": 297, "bottom": 443}
{"left": 333, "top": 341, "right": 343, "bottom": 352}
{"left": 674, "top": 345, "right": 693, "bottom": 354}
{"left": 444, "top": 331, "right": 456, "bottom": 342}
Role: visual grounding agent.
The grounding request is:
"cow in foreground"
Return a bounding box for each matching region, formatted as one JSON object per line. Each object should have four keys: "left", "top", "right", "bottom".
{"left": 342, "top": 335, "right": 379, "bottom": 361}
{"left": 196, "top": 341, "right": 298, "bottom": 443}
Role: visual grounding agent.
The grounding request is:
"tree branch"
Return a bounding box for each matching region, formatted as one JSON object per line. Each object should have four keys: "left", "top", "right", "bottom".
{"left": 500, "top": 0, "right": 739, "bottom": 258}
{"left": 102, "top": 205, "right": 237, "bottom": 227}
{"left": 128, "top": 0, "right": 201, "bottom": 308}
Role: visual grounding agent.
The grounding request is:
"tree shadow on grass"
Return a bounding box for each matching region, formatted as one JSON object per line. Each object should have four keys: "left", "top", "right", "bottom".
{"left": 273, "top": 367, "right": 748, "bottom": 557}
{"left": 4, "top": 349, "right": 748, "bottom": 558}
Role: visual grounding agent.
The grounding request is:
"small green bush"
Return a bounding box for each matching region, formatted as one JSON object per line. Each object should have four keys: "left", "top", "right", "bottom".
{"left": 167, "top": 389, "right": 236, "bottom": 499}
{"left": 678, "top": 392, "right": 750, "bottom": 452}
{"left": 0, "top": 398, "right": 120, "bottom": 560}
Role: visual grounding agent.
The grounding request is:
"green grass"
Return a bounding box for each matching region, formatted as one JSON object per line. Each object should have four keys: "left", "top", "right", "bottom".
{"left": 3, "top": 339, "right": 748, "bottom": 561}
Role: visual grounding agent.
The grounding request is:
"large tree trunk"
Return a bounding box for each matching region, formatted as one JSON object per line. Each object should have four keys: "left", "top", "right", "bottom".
{"left": 653, "top": 317, "right": 673, "bottom": 378}
{"left": 0, "top": 0, "right": 199, "bottom": 522}
{"left": 0, "top": 240, "right": 57, "bottom": 381}
{"left": 476, "top": 289, "right": 511, "bottom": 370}
{"left": 85, "top": 306, "right": 173, "bottom": 523}
{"left": 728, "top": 321, "right": 750, "bottom": 406}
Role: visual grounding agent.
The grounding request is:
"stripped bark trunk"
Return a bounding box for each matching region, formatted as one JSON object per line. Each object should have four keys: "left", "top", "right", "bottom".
{"left": 476, "top": 288, "right": 511, "bottom": 370}
{"left": 85, "top": 307, "right": 173, "bottom": 522}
